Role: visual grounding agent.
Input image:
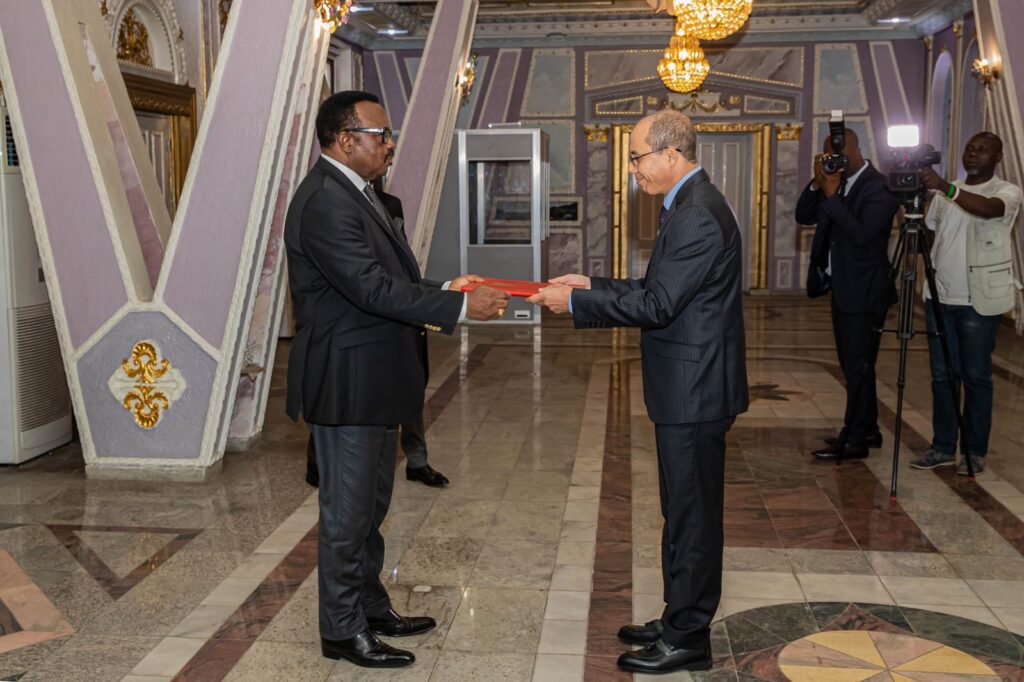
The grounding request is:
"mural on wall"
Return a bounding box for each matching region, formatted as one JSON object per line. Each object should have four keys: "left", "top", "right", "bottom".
{"left": 813, "top": 44, "right": 869, "bottom": 115}
{"left": 520, "top": 48, "right": 575, "bottom": 117}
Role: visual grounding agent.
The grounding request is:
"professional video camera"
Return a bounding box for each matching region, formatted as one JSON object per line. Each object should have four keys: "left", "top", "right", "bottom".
{"left": 886, "top": 125, "right": 942, "bottom": 203}
{"left": 821, "top": 110, "right": 848, "bottom": 175}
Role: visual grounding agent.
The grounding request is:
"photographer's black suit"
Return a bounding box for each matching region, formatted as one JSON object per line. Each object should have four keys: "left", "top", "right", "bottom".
{"left": 796, "top": 162, "right": 899, "bottom": 445}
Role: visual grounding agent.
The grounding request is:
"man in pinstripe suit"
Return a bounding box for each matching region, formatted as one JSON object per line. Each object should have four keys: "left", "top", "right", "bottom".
{"left": 530, "top": 110, "right": 748, "bottom": 675}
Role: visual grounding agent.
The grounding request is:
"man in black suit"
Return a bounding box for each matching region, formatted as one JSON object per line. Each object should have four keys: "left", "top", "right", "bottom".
{"left": 530, "top": 110, "right": 748, "bottom": 675}
{"left": 304, "top": 187, "right": 449, "bottom": 491}
{"left": 796, "top": 129, "right": 899, "bottom": 460}
{"left": 285, "top": 91, "right": 507, "bottom": 669}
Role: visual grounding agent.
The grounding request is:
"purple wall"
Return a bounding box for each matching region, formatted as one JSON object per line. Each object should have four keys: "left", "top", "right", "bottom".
{"left": 0, "top": 2, "right": 129, "bottom": 348}
{"left": 162, "top": 1, "right": 299, "bottom": 347}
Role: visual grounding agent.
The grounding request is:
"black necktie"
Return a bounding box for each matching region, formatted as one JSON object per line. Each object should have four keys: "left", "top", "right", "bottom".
{"left": 659, "top": 206, "right": 669, "bottom": 231}
{"left": 363, "top": 183, "right": 396, "bottom": 237}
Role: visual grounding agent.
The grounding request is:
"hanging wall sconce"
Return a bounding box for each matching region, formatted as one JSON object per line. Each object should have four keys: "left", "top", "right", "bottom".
{"left": 971, "top": 57, "right": 999, "bottom": 88}
{"left": 455, "top": 55, "right": 477, "bottom": 107}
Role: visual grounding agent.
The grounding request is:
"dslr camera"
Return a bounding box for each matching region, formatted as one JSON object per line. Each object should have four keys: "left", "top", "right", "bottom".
{"left": 821, "top": 110, "right": 848, "bottom": 175}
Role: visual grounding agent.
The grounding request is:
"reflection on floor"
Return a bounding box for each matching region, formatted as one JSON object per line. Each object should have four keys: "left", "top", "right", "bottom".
{"left": 1, "top": 297, "right": 1024, "bottom": 681}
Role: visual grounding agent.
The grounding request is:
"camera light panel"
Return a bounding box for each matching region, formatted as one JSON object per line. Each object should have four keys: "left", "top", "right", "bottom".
{"left": 887, "top": 125, "right": 920, "bottom": 149}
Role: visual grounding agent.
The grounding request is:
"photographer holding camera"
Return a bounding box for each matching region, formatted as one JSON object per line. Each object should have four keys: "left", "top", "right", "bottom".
{"left": 908, "top": 132, "right": 1022, "bottom": 475}
{"left": 796, "top": 121, "right": 900, "bottom": 461}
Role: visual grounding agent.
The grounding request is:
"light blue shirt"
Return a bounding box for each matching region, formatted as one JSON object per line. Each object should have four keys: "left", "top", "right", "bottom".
{"left": 569, "top": 166, "right": 702, "bottom": 313}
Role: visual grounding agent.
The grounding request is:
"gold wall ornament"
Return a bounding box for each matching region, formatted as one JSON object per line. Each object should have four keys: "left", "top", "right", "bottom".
{"left": 314, "top": 0, "right": 354, "bottom": 33}
{"left": 99, "top": 0, "right": 109, "bottom": 17}
{"left": 455, "top": 54, "right": 477, "bottom": 107}
{"left": 656, "top": 90, "right": 727, "bottom": 113}
{"left": 583, "top": 124, "right": 611, "bottom": 142}
{"left": 971, "top": 57, "right": 999, "bottom": 88}
{"left": 672, "top": 0, "right": 753, "bottom": 42}
{"left": 107, "top": 341, "right": 186, "bottom": 429}
{"left": 776, "top": 123, "right": 802, "bottom": 141}
{"left": 117, "top": 9, "right": 153, "bottom": 67}
{"left": 658, "top": 22, "right": 709, "bottom": 93}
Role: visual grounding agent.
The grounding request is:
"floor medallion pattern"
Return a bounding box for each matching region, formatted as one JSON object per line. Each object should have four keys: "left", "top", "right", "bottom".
{"left": 779, "top": 630, "right": 999, "bottom": 680}
{"left": 709, "top": 602, "right": 1024, "bottom": 682}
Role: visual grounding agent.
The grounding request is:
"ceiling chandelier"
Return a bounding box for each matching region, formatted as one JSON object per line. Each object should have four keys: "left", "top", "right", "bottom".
{"left": 657, "top": 22, "right": 710, "bottom": 93}
{"left": 672, "top": 0, "right": 753, "bottom": 41}
{"left": 314, "top": 0, "right": 354, "bottom": 33}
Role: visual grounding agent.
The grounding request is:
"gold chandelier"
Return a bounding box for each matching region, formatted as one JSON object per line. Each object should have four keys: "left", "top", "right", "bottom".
{"left": 658, "top": 23, "right": 710, "bottom": 93}
{"left": 314, "top": 0, "right": 354, "bottom": 33}
{"left": 672, "top": 0, "right": 753, "bottom": 41}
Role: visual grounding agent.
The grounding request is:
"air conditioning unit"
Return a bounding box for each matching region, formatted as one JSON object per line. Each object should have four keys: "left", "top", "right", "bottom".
{"left": 0, "top": 105, "right": 73, "bottom": 465}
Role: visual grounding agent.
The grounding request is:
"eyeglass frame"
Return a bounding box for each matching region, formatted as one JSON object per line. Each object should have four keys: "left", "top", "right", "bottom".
{"left": 342, "top": 127, "right": 393, "bottom": 144}
{"left": 628, "top": 146, "right": 684, "bottom": 167}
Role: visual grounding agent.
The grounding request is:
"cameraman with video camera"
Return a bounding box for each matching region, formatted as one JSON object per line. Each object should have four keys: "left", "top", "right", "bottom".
{"left": 908, "top": 132, "right": 1022, "bottom": 475}
{"left": 796, "top": 115, "right": 900, "bottom": 461}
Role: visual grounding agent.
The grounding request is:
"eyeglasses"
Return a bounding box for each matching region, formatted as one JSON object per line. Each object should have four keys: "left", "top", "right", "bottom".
{"left": 628, "top": 147, "right": 683, "bottom": 167}
{"left": 343, "top": 127, "right": 393, "bottom": 144}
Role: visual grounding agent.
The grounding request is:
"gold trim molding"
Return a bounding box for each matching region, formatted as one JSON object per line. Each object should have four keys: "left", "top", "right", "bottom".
{"left": 776, "top": 123, "right": 802, "bottom": 141}
{"left": 583, "top": 124, "right": 611, "bottom": 143}
{"left": 107, "top": 341, "right": 186, "bottom": 429}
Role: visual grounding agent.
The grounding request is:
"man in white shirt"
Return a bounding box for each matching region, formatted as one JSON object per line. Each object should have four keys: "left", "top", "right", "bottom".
{"left": 910, "top": 132, "right": 1022, "bottom": 475}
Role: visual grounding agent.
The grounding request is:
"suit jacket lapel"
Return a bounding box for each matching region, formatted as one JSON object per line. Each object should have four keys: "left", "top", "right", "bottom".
{"left": 316, "top": 159, "right": 421, "bottom": 281}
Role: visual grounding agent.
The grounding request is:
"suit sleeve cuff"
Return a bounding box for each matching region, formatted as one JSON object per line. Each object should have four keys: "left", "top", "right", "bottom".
{"left": 568, "top": 290, "right": 574, "bottom": 314}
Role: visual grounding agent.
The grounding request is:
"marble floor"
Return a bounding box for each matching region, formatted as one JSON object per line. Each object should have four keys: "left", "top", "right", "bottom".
{"left": 1, "top": 297, "right": 1024, "bottom": 681}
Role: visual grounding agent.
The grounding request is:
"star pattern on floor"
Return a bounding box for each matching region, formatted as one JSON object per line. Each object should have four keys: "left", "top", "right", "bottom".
{"left": 779, "top": 630, "right": 1000, "bottom": 680}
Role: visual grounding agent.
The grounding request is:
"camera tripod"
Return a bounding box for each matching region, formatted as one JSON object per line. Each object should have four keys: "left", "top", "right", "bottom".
{"left": 835, "top": 190, "right": 975, "bottom": 498}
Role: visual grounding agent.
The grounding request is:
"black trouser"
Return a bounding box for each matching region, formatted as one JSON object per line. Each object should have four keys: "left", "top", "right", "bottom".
{"left": 832, "top": 298, "right": 881, "bottom": 444}
{"left": 309, "top": 423, "right": 397, "bottom": 640}
{"left": 656, "top": 416, "right": 735, "bottom": 649}
{"left": 307, "top": 418, "right": 427, "bottom": 485}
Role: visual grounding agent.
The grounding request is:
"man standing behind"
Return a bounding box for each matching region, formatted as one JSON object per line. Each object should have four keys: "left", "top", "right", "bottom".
{"left": 910, "top": 132, "right": 1022, "bottom": 475}
{"left": 796, "top": 129, "right": 899, "bottom": 461}
{"left": 285, "top": 91, "right": 507, "bottom": 669}
{"left": 530, "top": 110, "right": 748, "bottom": 675}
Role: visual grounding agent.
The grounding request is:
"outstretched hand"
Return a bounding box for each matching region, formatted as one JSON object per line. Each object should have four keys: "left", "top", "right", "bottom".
{"left": 527, "top": 284, "right": 573, "bottom": 314}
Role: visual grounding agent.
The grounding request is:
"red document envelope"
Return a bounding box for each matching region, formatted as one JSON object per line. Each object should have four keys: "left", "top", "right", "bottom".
{"left": 459, "top": 278, "right": 583, "bottom": 298}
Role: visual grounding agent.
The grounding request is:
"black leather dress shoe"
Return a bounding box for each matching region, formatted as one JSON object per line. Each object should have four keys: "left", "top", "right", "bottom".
{"left": 367, "top": 608, "right": 436, "bottom": 637}
{"left": 406, "top": 464, "right": 449, "bottom": 487}
{"left": 825, "top": 433, "right": 883, "bottom": 449}
{"left": 321, "top": 630, "right": 414, "bottom": 667}
{"left": 617, "top": 640, "right": 712, "bottom": 674}
{"left": 812, "top": 443, "right": 869, "bottom": 460}
{"left": 618, "top": 619, "right": 663, "bottom": 645}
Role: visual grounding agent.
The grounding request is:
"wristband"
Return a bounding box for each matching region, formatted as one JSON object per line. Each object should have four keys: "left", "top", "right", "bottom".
{"left": 951, "top": 186, "right": 961, "bottom": 202}
{"left": 946, "top": 183, "right": 957, "bottom": 199}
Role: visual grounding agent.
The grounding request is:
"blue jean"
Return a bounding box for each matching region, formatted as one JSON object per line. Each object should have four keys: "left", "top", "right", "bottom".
{"left": 925, "top": 303, "right": 1001, "bottom": 457}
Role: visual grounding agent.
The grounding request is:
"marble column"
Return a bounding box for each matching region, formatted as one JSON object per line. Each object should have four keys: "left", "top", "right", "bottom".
{"left": 584, "top": 126, "right": 612, "bottom": 279}
{"left": 385, "top": 0, "right": 479, "bottom": 267}
{"left": 972, "top": 0, "right": 1024, "bottom": 328}
{"left": 772, "top": 131, "right": 802, "bottom": 291}
{"left": 0, "top": 1, "right": 318, "bottom": 478}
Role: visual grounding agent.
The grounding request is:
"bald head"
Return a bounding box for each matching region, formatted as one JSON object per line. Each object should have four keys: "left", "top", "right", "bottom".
{"left": 962, "top": 131, "right": 1003, "bottom": 180}
{"left": 644, "top": 110, "right": 698, "bottom": 163}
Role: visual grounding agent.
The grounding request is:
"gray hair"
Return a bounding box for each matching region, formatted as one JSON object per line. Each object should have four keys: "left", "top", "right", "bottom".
{"left": 645, "top": 110, "right": 697, "bottom": 163}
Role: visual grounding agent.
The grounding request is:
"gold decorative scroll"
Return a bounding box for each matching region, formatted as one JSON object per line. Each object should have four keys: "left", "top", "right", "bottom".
{"left": 117, "top": 9, "right": 153, "bottom": 67}
{"left": 219, "top": 0, "right": 233, "bottom": 35}
{"left": 108, "top": 341, "right": 186, "bottom": 429}
{"left": 776, "top": 123, "right": 802, "bottom": 141}
{"left": 583, "top": 124, "right": 611, "bottom": 142}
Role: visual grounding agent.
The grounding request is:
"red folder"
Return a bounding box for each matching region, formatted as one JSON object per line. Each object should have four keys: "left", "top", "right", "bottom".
{"left": 459, "top": 277, "right": 583, "bottom": 298}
